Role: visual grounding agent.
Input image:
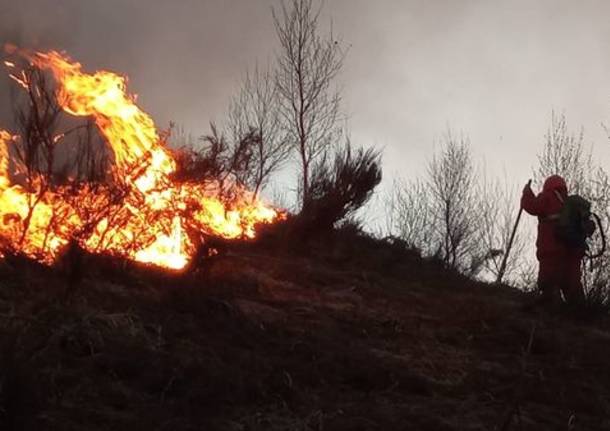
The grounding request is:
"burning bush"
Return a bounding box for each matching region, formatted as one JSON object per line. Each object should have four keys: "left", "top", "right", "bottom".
{"left": 0, "top": 48, "right": 283, "bottom": 270}
{"left": 172, "top": 124, "right": 263, "bottom": 201}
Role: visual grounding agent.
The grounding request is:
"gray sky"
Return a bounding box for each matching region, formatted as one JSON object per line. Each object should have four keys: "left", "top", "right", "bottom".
{"left": 2, "top": 0, "right": 610, "bottom": 201}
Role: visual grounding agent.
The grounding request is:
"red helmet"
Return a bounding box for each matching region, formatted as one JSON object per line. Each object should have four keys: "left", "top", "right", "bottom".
{"left": 542, "top": 175, "right": 568, "bottom": 194}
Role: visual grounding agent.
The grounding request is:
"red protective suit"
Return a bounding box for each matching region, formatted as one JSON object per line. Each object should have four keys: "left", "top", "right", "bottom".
{"left": 521, "top": 175, "right": 585, "bottom": 305}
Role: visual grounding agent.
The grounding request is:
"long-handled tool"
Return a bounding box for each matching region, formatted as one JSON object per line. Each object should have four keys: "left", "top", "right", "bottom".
{"left": 496, "top": 180, "right": 530, "bottom": 285}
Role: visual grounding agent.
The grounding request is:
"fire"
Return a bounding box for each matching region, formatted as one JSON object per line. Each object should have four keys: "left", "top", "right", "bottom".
{"left": 0, "top": 50, "right": 283, "bottom": 270}
{"left": 0, "top": 130, "right": 12, "bottom": 189}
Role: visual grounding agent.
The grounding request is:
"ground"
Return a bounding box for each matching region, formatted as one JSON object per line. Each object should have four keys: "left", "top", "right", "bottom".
{"left": 1, "top": 230, "right": 609, "bottom": 431}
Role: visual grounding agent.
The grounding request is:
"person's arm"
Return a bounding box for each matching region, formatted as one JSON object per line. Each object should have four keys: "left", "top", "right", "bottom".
{"left": 520, "top": 182, "right": 546, "bottom": 216}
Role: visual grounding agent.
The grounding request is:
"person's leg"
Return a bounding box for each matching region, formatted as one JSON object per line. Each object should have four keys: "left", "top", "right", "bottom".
{"left": 537, "top": 257, "right": 562, "bottom": 308}
{"left": 561, "top": 254, "right": 585, "bottom": 307}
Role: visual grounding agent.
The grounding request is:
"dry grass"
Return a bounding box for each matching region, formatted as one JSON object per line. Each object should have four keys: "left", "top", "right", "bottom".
{"left": 1, "top": 231, "right": 610, "bottom": 430}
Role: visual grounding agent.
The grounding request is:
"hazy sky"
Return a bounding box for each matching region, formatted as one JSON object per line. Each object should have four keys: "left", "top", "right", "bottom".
{"left": 2, "top": 0, "right": 610, "bottom": 202}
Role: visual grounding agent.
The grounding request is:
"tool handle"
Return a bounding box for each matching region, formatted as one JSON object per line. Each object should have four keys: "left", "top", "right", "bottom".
{"left": 495, "top": 179, "right": 530, "bottom": 284}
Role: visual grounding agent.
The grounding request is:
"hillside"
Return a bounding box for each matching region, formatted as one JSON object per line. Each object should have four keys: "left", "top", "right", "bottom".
{"left": 1, "top": 230, "right": 609, "bottom": 431}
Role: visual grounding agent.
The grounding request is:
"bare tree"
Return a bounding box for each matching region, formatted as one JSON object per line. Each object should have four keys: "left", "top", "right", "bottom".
{"left": 227, "top": 66, "right": 291, "bottom": 198}
{"left": 273, "top": 0, "right": 345, "bottom": 210}
{"left": 11, "top": 67, "right": 103, "bottom": 186}
{"left": 12, "top": 67, "right": 62, "bottom": 185}
{"left": 534, "top": 112, "right": 590, "bottom": 193}
{"left": 427, "top": 133, "right": 483, "bottom": 272}
{"left": 390, "top": 132, "right": 492, "bottom": 275}
{"left": 9, "top": 67, "right": 65, "bottom": 247}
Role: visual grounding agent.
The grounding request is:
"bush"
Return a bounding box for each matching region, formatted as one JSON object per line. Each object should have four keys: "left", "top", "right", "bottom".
{"left": 299, "top": 142, "right": 382, "bottom": 232}
{"left": 172, "top": 123, "right": 261, "bottom": 195}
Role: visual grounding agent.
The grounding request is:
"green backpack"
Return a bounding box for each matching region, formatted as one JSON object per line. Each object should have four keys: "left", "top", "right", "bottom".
{"left": 554, "top": 194, "right": 594, "bottom": 249}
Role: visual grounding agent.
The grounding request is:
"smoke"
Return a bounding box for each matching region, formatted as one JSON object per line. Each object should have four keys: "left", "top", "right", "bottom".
{"left": 2, "top": 0, "right": 610, "bottom": 187}
{"left": 0, "top": 0, "right": 277, "bottom": 134}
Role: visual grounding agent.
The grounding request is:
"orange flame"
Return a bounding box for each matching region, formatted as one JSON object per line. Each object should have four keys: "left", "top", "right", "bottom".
{"left": 0, "top": 50, "right": 283, "bottom": 270}
{"left": 0, "top": 130, "right": 12, "bottom": 190}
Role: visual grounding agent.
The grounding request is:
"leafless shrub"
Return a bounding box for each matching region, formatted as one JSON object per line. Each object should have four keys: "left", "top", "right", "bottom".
{"left": 172, "top": 123, "right": 261, "bottom": 197}
{"left": 389, "top": 132, "right": 517, "bottom": 278}
{"left": 228, "top": 66, "right": 291, "bottom": 198}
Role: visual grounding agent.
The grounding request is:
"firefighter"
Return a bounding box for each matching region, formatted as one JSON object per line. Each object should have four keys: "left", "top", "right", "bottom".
{"left": 521, "top": 175, "right": 590, "bottom": 309}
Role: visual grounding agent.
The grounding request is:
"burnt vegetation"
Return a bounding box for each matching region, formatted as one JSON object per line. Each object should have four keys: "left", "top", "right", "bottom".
{"left": 2, "top": 231, "right": 610, "bottom": 431}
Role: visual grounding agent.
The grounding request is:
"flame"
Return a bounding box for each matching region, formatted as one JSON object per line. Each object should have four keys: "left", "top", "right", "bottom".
{"left": 0, "top": 50, "right": 283, "bottom": 270}
{"left": 0, "top": 130, "right": 12, "bottom": 190}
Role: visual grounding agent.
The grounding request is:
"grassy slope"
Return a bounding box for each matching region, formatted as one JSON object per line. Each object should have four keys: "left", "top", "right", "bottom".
{"left": 1, "top": 232, "right": 609, "bottom": 431}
